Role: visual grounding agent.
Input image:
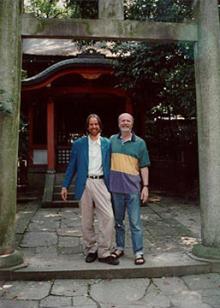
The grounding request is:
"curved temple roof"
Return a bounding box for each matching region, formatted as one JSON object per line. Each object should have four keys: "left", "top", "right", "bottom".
{"left": 22, "top": 56, "right": 114, "bottom": 87}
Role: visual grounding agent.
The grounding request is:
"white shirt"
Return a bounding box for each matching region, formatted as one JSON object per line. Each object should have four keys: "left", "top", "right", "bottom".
{"left": 88, "top": 135, "right": 103, "bottom": 176}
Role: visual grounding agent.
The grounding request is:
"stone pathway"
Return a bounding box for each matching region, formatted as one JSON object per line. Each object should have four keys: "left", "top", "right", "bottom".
{"left": 1, "top": 273, "right": 220, "bottom": 307}
{"left": 1, "top": 196, "right": 209, "bottom": 281}
{"left": 15, "top": 196, "right": 201, "bottom": 260}
{"left": 1, "top": 196, "right": 220, "bottom": 307}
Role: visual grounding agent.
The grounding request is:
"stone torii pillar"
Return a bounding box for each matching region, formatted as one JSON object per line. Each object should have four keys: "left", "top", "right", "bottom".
{"left": 0, "top": 0, "right": 24, "bottom": 267}
{"left": 193, "top": 0, "right": 220, "bottom": 259}
{"left": 99, "top": 0, "right": 124, "bottom": 20}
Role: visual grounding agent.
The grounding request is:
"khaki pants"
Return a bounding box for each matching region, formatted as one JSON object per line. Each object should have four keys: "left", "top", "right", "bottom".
{"left": 80, "top": 178, "right": 114, "bottom": 258}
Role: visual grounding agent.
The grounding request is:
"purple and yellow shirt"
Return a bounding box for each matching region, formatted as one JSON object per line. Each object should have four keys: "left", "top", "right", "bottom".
{"left": 109, "top": 133, "right": 150, "bottom": 194}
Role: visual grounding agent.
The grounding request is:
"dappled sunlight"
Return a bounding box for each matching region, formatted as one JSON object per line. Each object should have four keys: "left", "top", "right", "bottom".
{"left": 18, "top": 211, "right": 33, "bottom": 214}
{"left": 0, "top": 284, "right": 13, "bottom": 290}
{"left": 141, "top": 214, "right": 150, "bottom": 221}
{"left": 44, "top": 213, "right": 62, "bottom": 218}
{"left": 181, "top": 236, "right": 199, "bottom": 247}
{"left": 16, "top": 211, "right": 33, "bottom": 219}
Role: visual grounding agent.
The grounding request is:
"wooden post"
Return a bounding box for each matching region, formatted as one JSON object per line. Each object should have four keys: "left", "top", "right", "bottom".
{"left": 125, "top": 97, "right": 133, "bottom": 114}
{"left": 139, "top": 102, "right": 146, "bottom": 138}
{"left": 28, "top": 104, "right": 34, "bottom": 166}
{"left": 47, "top": 97, "right": 55, "bottom": 172}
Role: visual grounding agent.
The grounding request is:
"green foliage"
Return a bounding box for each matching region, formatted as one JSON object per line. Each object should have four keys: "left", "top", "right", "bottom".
{"left": 107, "top": 0, "right": 196, "bottom": 119}
{"left": 24, "top": 0, "right": 196, "bottom": 119}
{"left": 24, "top": 0, "right": 98, "bottom": 19}
{"left": 124, "top": 0, "right": 193, "bottom": 22}
{"left": 66, "top": 0, "right": 98, "bottom": 19}
{"left": 24, "top": 0, "right": 68, "bottom": 18}
{"left": 21, "top": 69, "right": 27, "bottom": 80}
{"left": 109, "top": 40, "right": 196, "bottom": 119}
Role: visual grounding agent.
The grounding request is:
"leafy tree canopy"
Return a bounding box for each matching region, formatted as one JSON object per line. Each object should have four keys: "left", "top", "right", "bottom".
{"left": 24, "top": 0, "right": 98, "bottom": 19}
{"left": 111, "top": 0, "right": 196, "bottom": 119}
{"left": 109, "top": 40, "right": 196, "bottom": 119}
{"left": 24, "top": 0, "right": 197, "bottom": 119}
{"left": 24, "top": 0, "right": 194, "bottom": 21}
{"left": 124, "top": 0, "right": 194, "bottom": 22}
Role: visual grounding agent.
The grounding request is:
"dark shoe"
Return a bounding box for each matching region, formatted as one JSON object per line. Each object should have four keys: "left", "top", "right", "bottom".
{"left": 98, "top": 255, "right": 119, "bottom": 265}
{"left": 85, "top": 252, "right": 97, "bottom": 263}
{"left": 111, "top": 249, "right": 124, "bottom": 259}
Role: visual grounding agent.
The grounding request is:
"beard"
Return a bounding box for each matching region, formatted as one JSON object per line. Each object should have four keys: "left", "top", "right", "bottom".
{"left": 88, "top": 128, "right": 100, "bottom": 136}
{"left": 120, "top": 127, "right": 132, "bottom": 133}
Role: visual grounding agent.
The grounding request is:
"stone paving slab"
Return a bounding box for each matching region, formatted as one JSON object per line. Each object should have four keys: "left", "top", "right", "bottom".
{"left": 148, "top": 200, "right": 201, "bottom": 237}
{"left": 16, "top": 202, "right": 39, "bottom": 234}
{"left": 1, "top": 274, "right": 220, "bottom": 308}
{"left": 152, "top": 277, "right": 188, "bottom": 295}
{"left": 40, "top": 295, "right": 72, "bottom": 307}
{"left": 58, "top": 236, "right": 81, "bottom": 248}
{"left": 139, "top": 290, "right": 171, "bottom": 308}
{"left": 195, "top": 288, "right": 220, "bottom": 308}
{"left": 51, "top": 279, "right": 90, "bottom": 296}
{"left": 28, "top": 219, "right": 60, "bottom": 232}
{"left": 73, "top": 295, "right": 97, "bottom": 307}
{"left": 90, "top": 279, "right": 149, "bottom": 305}
{"left": 20, "top": 231, "right": 57, "bottom": 248}
{"left": 0, "top": 300, "right": 38, "bottom": 308}
{"left": 0, "top": 281, "right": 51, "bottom": 300}
{"left": 170, "top": 291, "right": 212, "bottom": 308}
{"left": 182, "top": 273, "right": 220, "bottom": 290}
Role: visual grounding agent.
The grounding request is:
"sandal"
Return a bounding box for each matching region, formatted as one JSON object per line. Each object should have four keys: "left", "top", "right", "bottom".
{"left": 134, "top": 254, "right": 145, "bottom": 265}
{"left": 111, "top": 249, "right": 124, "bottom": 259}
{"left": 98, "top": 256, "right": 119, "bottom": 265}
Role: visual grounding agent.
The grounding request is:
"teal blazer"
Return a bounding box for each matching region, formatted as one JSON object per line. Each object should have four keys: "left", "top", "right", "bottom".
{"left": 63, "top": 136, "right": 110, "bottom": 199}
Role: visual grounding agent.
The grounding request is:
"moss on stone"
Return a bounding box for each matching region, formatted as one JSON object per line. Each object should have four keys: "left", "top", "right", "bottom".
{"left": 0, "top": 250, "right": 24, "bottom": 269}
{"left": 82, "top": 20, "right": 92, "bottom": 36}
{"left": 192, "top": 243, "right": 220, "bottom": 260}
{"left": 0, "top": 1, "right": 23, "bottom": 267}
{"left": 0, "top": 89, "right": 13, "bottom": 114}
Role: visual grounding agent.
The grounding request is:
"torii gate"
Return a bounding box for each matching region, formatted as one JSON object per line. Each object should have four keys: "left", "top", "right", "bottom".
{"left": 0, "top": 0, "right": 220, "bottom": 268}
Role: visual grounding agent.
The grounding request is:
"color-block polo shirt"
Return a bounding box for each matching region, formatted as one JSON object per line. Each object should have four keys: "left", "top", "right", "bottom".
{"left": 109, "top": 133, "right": 150, "bottom": 194}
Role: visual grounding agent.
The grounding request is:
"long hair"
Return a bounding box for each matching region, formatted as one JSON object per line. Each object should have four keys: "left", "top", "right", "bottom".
{"left": 86, "top": 113, "right": 103, "bottom": 133}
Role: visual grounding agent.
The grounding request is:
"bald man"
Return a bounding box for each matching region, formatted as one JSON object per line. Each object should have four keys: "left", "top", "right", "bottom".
{"left": 110, "top": 113, "right": 150, "bottom": 265}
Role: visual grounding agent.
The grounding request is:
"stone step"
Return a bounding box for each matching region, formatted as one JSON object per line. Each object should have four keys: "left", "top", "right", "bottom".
{"left": 53, "top": 185, "right": 75, "bottom": 193}
{"left": 54, "top": 173, "right": 66, "bottom": 182}
{"left": 17, "top": 194, "right": 39, "bottom": 203}
{"left": 53, "top": 192, "right": 75, "bottom": 201}
{"left": 55, "top": 178, "right": 76, "bottom": 186}
{"left": 43, "top": 200, "right": 79, "bottom": 208}
{"left": 0, "top": 252, "right": 215, "bottom": 281}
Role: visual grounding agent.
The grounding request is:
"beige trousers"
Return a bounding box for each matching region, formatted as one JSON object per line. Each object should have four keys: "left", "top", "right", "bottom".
{"left": 80, "top": 178, "right": 114, "bottom": 258}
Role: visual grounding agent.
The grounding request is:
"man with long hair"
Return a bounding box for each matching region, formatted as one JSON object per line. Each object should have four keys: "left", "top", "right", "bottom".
{"left": 61, "top": 114, "right": 119, "bottom": 265}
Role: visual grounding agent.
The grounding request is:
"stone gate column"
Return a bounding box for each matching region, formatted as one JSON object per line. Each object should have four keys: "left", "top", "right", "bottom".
{"left": 0, "top": 0, "right": 24, "bottom": 267}
{"left": 193, "top": 0, "right": 220, "bottom": 258}
{"left": 99, "top": 0, "right": 124, "bottom": 20}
